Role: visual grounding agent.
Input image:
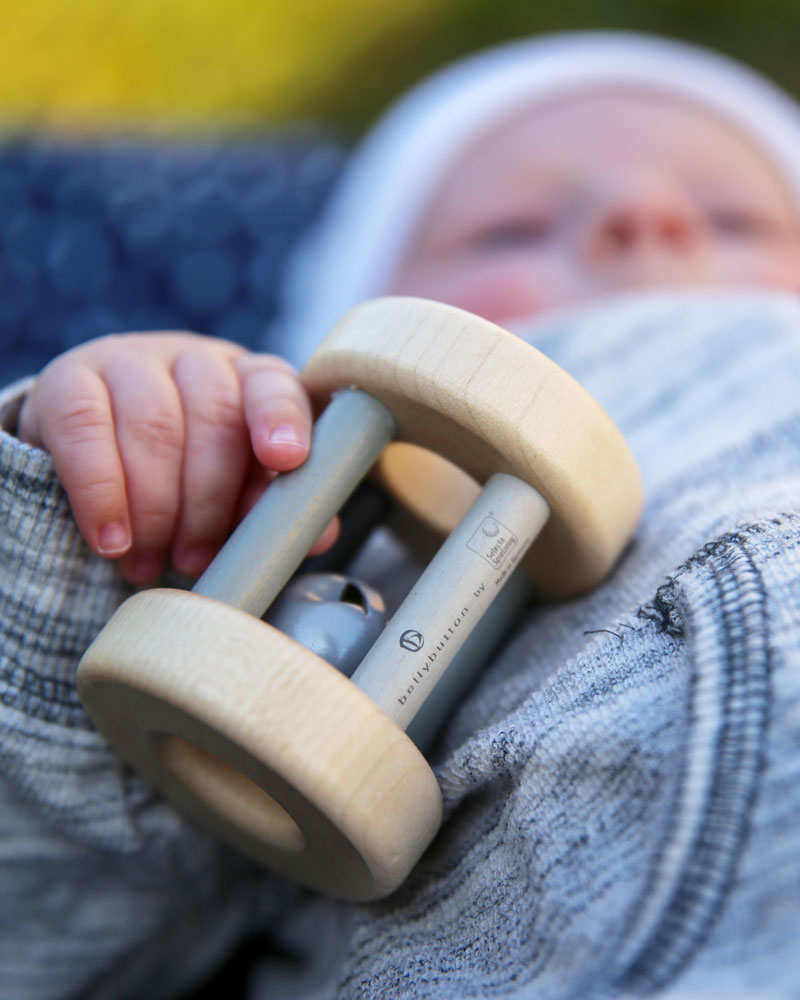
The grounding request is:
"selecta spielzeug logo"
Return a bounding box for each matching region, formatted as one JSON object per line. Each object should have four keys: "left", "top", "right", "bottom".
{"left": 467, "top": 516, "right": 518, "bottom": 570}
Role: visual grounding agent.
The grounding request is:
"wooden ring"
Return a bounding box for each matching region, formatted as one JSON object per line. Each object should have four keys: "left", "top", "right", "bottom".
{"left": 303, "top": 297, "right": 643, "bottom": 597}
{"left": 77, "top": 589, "right": 442, "bottom": 901}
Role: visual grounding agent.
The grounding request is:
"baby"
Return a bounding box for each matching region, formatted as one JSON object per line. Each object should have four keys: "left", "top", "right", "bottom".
{"left": 3, "top": 31, "right": 800, "bottom": 1000}
{"left": 11, "top": 33, "right": 800, "bottom": 584}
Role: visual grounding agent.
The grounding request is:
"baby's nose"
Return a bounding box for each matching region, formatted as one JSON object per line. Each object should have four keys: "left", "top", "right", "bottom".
{"left": 584, "top": 176, "right": 706, "bottom": 260}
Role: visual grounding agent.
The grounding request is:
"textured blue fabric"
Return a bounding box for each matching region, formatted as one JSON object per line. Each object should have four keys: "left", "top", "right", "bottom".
{"left": 0, "top": 134, "right": 342, "bottom": 382}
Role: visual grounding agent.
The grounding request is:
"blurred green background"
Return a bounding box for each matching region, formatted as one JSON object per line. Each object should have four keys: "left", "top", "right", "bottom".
{"left": 1, "top": 0, "right": 799, "bottom": 137}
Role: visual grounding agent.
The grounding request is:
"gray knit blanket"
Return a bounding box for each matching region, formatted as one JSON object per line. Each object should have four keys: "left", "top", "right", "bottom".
{"left": 1, "top": 290, "right": 799, "bottom": 999}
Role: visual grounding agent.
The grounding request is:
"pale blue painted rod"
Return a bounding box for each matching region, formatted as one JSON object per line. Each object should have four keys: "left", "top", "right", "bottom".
{"left": 351, "top": 473, "right": 550, "bottom": 730}
{"left": 404, "top": 567, "right": 532, "bottom": 751}
{"left": 193, "top": 389, "right": 397, "bottom": 618}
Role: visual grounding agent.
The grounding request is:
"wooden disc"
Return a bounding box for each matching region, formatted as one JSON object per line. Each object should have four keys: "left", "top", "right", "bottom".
{"left": 303, "top": 297, "right": 643, "bottom": 598}
{"left": 77, "top": 589, "right": 443, "bottom": 901}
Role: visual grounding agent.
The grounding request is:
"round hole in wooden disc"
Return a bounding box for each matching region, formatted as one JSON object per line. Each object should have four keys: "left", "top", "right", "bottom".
{"left": 157, "top": 734, "right": 305, "bottom": 852}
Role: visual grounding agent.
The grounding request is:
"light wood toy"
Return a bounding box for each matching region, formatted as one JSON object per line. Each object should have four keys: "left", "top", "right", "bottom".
{"left": 77, "top": 297, "right": 643, "bottom": 902}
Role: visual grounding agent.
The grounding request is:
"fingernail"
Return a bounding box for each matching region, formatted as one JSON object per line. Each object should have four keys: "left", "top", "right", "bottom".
{"left": 97, "top": 522, "right": 131, "bottom": 556}
{"left": 268, "top": 424, "right": 309, "bottom": 449}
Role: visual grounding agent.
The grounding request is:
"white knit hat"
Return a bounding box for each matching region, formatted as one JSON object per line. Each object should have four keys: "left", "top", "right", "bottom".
{"left": 275, "top": 31, "right": 800, "bottom": 364}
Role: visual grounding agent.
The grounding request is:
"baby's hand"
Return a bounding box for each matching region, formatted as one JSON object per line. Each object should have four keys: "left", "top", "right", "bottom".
{"left": 18, "top": 332, "right": 336, "bottom": 584}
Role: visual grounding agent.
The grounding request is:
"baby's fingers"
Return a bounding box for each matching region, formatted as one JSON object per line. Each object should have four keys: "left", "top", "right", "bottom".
{"left": 169, "top": 348, "right": 250, "bottom": 576}
{"left": 18, "top": 366, "right": 131, "bottom": 557}
{"left": 103, "top": 353, "right": 184, "bottom": 582}
{"left": 235, "top": 356, "right": 313, "bottom": 472}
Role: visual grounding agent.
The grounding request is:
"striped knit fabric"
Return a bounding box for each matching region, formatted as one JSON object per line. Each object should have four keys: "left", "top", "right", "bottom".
{"left": 1, "top": 290, "right": 799, "bottom": 998}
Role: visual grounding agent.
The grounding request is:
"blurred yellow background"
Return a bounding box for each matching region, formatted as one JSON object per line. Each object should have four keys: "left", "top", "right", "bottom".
{"left": 2, "top": 0, "right": 799, "bottom": 135}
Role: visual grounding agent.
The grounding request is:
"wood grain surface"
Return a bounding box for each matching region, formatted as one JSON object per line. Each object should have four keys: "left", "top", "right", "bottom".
{"left": 304, "top": 296, "right": 643, "bottom": 598}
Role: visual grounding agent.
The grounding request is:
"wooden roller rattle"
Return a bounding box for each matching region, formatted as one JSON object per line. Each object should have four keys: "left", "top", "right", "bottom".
{"left": 77, "top": 297, "right": 643, "bottom": 901}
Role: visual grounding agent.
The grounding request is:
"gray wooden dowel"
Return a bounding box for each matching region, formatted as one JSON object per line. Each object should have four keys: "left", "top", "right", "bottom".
{"left": 193, "top": 389, "right": 396, "bottom": 618}
{"left": 404, "top": 567, "right": 533, "bottom": 751}
{"left": 350, "top": 472, "right": 550, "bottom": 729}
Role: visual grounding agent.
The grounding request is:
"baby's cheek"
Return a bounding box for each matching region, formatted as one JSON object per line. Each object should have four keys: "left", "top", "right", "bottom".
{"left": 719, "top": 245, "right": 800, "bottom": 291}
{"left": 438, "top": 261, "right": 558, "bottom": 325}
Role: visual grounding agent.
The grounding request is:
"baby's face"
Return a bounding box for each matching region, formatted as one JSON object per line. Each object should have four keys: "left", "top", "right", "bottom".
{"left": 388, "top": 90, "right": 800, "bottom": 323}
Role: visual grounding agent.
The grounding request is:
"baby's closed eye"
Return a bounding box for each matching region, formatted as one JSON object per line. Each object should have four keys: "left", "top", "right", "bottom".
{"left": 703, "top": 205, "right": 782, "bottom": 238}
{"left": 469, "top": 214, "right": 558, "bottom": 251}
